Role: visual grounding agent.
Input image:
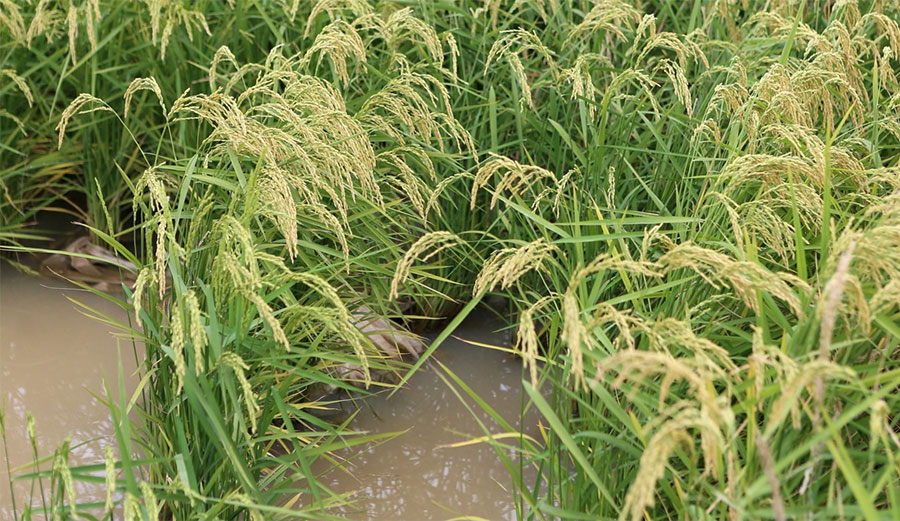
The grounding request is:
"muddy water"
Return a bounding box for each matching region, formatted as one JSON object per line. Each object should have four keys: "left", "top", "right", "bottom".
{"left": 0, "top": 265, "right": 137, "bottom": 517}
{"left": 316, "top": 313, "right": 541, "bottom": 521}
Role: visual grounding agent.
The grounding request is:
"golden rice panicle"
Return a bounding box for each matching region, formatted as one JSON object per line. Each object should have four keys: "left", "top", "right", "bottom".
{"left": 656, "top": 239, "right": 810, "bottom": 316}
{"left": 184, "top": 290, "right": 207, "bottom": 375}
{"left": 378, "top": 148, "right": 432, "bottom": 221}
{"left": 444, "top": 32, "right": 459, "bottom": 85}
{"left": 565, "top": 0, "right": 640, "bottom": 46}
{"left": 869, "top": 399, "right": 900, "bottom": 451}
{"left": 304, "top": 0, "right": 372, "bottom": 38}
{"left": 561, "top": 288, "right": 587, "bottom": 390}
{"left": 56, "top": 93, "right": 115, "bottom": 149}
{"left": 485, "top": 29, "right": 557, "bottom": 108}
{"left": 123, "top": 493, "right": 142, "bottom": 521}
{"left": 170, "top": 299, "right": 187, "bottom": 391}
{"left": 123, "top": 77, "right": 166, "bottom": 118}
{"left": 300, "top": 20, "right": 366, "bottom": 87}
{"left": 135, "top": 166, "right": 172, "bottom": 299}
{"left": 209, "top": 45, "right": 239, "bottom": 89}
{"left": 516, "top": 295, "right": 555, "bottom": 388}
{"left": 622, "top": 426, "right": 692, "bottom": 521}
{"left": 1, "top": 69, "right": 32, "bottom": 106}
{"left": 557, "top": 54, "right": 612, "bottom": 118}
{"left": 210, "top": 216, "right": 261, "bottom": 304}
{"left": 425, "top": 171, "right": 472, "bottom": 221}
{"left": 562, "top": 255, "right": 659, "bottom": 389}
{"left": 819, "top": 242, "right": 866, "bottom": 355}
{"left": 244, "top": 290, "right": 291, "bottom": 351}
{"left": 390, "top": 231, "right": 463, "bottom": 300}
{"left": 142, "top": 0, "right": 210, "bottom": 60}
{"left": 257, "top": 162, "right": 300, "bottom": 259}
{"left": 765, "top": 360, "right": 856, "bottom": 437}
{"left": 621, "top": 408, "right": 724, "bottom": 521}
{"left": 132, "top": 266, "right": 155, "bottom": 322}
{"left": 217, "top": 352, "right": 260, "bottom": 435}
{"left": 25, "top": 0, "right": 62, "bottom": 49}
{"left": 653, "top": 58, "right": 693, "bottom": 116}
{"left": 380, "top": 8, "right": 443, "bottom": 70}
{"left": 0, "top": 0, "right": 26, "bottom": 43}
{"left": 470, "top": 154, "right": 557, "bottom": 210}
{"left": 359, "top": 72, "right": 474, "bottom": 156}
{"left": 473, "top": 238, "right": 558, "bottom": 296}
{"left": 643, "top": 317, "right": 737, "bottom": 374}
{"left": 608, "top": 68, "right": 662, "bottom": 117}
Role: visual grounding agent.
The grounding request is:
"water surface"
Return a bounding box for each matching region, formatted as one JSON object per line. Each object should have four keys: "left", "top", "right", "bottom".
{"left": 315, "top": 313, "right": 540, "bottom": 521}
{"left": 0, "top": 265, "right": 137, "bottom": 517}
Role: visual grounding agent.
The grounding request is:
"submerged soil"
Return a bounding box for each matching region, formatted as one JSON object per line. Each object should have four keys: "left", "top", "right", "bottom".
{"left": 0, "top": 265, "right": 138, "bottom": 517}
{"left": 314, "top": 313, "right": 541, "bottom": 521}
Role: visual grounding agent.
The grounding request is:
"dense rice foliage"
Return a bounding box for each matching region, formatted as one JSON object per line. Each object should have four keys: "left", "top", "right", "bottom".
{"left": 4, "top": 0, "right": 900, "bottom": 519}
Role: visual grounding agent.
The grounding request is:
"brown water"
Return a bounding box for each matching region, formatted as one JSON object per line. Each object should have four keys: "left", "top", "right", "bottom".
{"left": 1, "top": 265, "right": 540, "bottom": 520}
{"left": 0, "top": 265, "right": 137, "bottom": 518}
{"left": 315, "top": 313, "right": 541, "bottom": 521}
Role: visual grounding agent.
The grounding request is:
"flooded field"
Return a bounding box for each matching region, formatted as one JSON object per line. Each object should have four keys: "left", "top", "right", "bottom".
{"left": 1, "top": 264, "right": 539, "bottom": 520}
{"left": 0, "top": 265, "right": 137, "bottom": 517}
{"left": 315, "top": 313, "right": 541, "bottom": 521}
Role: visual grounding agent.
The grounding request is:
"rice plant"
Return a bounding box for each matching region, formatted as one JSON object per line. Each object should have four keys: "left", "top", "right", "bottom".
{"left": 3, "top": 0, "right": 900, "bottom": 519}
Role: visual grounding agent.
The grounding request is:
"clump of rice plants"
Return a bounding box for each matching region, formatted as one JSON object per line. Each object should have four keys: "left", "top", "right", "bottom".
{"left": 3, "top": 0, "right": 900, "bottom": 519}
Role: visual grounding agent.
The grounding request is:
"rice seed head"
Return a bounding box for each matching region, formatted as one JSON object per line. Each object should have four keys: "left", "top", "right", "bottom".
{"left": 143, "top": 0, "right": 210, "bottom": 60}
{"left": 484, "top": 29, "right": 557, "bottom": 108}
{"left": 300, "top": 20, "right": 367, "bottom": 87}
{"left": 103, "top": 445, "right": 115, "bottom": 512}
{"left": 218, "top": 351, "right": 260, "bottom": 435}
{"left": 135, "top": 166, "right": 171, "bottom": 299}
{"left": 620, "top": 407, "right": 723, "bottom": 521}
{"left": 471, "top": 154, "right": 557, "bottom": 210}
{"left": 51, "top": 439, "right": 77, "bottom": 519}
{"left": 381, "top": 8, "right": 444, "bottom": 70}
{"left": 390, "top": 231, "right": 463, "bottom": 300}
{"left": 1, "top": 69, "right": 33, "bottom": 106}
{"left": 819, "top": 241, "right": 857, "bottom": 358}
{"left": 209, "top": 45, "right": 238, "bottom": 89}
{"left": 123, "top": 77, "right": 166, "bottom": 118}
{"left": 56, "top": 93, "right": 115, "bottom": 149}
{"left": 565, "top": 0, "right": 640, "bottom": 46}
{"left": 124, "top": 493, "right": 142, "bottom": 521}
{"left": 170, "top": 300, "right": 187, "bottom": 392}
{"left": 140, "top": 481, "right": 159, "bottom": 521}
{"left": 0, "top": 0, "right": 26, "bottom": 42}
{"left": 185, "top": 290, "right": 206, "bottom": 374}
{"left": 66, "top": 3, "right": 77, "bottom": 64}
{"left": 473, "top": 238, "right": 558, "bottom": 296}
{"left": 656, "top": 239, "right": 809, "bottom": 316}
{"left": 755, "top": 436, "right": 787, "bottom": 521}
{"left": 132, "top": 266, "right": 154, "bottom": 322}
{"left": 304, "top": 0, "right": 372, "bottom": 38}
{"left": 765, "top": 360, "right": 857, "bottom": 437}
{"left": 654, "top": 58, "right": 693, "bottom": 116}
{"left": 516, "top": 295, "right": 555, "bottom": 388}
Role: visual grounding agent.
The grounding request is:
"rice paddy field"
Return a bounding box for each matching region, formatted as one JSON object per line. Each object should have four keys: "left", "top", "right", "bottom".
{"left": 3, "top": 0, "right": 900, "bottom": 519}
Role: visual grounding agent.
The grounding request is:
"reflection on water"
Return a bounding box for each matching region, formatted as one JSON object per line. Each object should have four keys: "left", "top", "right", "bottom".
{"left": 0, "top": 265, "right": 137, "bottom": 517}
{"left": 316, "top": 313, "right": 540, "bottom": 521}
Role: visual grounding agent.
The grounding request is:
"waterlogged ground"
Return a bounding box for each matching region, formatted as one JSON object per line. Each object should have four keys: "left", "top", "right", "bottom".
{"left": 0, "top": 268, "right": 539, "bottom": 519}
{"left": 0, "top": 265, "right": 137, "bottom": 517}
{"left": 314, "top": 313, "right": 542, "bottom": 521}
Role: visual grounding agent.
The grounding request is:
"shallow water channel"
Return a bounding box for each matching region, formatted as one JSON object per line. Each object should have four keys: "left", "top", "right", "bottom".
{"left": 1, "top": 265, "right": 538, "bottom": 519}
{"left": 0, "top": 265, "right": 137, "bottom": 518}
{"left": 314, "top": 314, "right": 541, "bottom": 521}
